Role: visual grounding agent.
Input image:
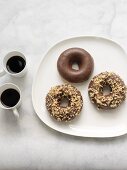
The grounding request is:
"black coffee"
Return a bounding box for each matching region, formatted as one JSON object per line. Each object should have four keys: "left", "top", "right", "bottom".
{"left": 0, "top": 89, "right": 20, "bottom": 107}
{"left": 6, "top": 56, "right": 26, "bottom": 73}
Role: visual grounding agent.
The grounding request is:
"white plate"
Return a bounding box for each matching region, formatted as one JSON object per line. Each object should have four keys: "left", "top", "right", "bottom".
{"left": 32, "top": 36, "right": 127, "bottom": 138}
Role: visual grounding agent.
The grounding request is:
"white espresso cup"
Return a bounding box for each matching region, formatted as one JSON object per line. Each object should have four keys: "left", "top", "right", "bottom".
{"left": 0, "top": 51, "right": 27, "bottom": 77}
{"left": 0, "top": 83, "right": 21, "bottom": 118}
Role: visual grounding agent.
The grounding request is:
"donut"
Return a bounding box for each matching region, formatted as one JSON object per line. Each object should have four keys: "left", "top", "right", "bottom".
{"left": 57, "top": 48, "right": 94, "bottom": 83}
{"left": 46, "top": 84, "right": 83, "bottom": 122}
{"left": 88, "top": 72, "right": 126, "bottom": 109}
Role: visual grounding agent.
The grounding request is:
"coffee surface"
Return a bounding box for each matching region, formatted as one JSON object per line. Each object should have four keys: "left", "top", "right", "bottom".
{"left": 6, "top": 56, "right": 26, "bottom": 73}
{"left": 0, "top": 89, "right": 20, "bottom": 107}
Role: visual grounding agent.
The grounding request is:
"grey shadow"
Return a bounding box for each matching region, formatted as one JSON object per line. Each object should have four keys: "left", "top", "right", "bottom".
{"left": 1, "top": 109, "right": 21, "bottom": 135}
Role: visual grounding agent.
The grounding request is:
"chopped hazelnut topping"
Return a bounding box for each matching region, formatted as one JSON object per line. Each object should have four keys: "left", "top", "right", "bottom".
{"left": 46, "top": 84, "right": 83, "bottom": 122}
{"left": 88, "top": 72, "right": 126, "bottom": 109}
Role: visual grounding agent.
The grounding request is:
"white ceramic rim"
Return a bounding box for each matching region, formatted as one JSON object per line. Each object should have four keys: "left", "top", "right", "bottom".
{"left": 0, "top": 83, "right": 21, "bottom": 110}
{"left": 3, "top": 51, "right": 27, "bottom": 76}
{"left": 32, "top": 35, "right": 127, "bottom": 138}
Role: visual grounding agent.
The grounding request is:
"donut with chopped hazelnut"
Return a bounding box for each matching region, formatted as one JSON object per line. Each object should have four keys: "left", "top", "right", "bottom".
{"left": 46, "top": 84, "right": 83, "bottom": 122}
{"left": 88, "top": 72, "right": 126, "bottom": 109}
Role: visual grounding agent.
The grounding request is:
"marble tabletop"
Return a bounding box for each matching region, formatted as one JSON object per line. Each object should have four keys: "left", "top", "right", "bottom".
{"left": 0, "top": 0, "right": 127, "bottom": 169}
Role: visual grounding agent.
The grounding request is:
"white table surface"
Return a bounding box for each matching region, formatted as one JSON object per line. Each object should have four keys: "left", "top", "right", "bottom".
{"left": 0, "top": 0, "right": 127, "bottom": 169}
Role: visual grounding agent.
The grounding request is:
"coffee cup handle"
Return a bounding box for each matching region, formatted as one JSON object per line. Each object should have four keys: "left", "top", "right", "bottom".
{"left": 12, "top": 108, "right": 19, "bottom": 118}
{"left": 0, "top": 69, "right": 6, "bottom": 77}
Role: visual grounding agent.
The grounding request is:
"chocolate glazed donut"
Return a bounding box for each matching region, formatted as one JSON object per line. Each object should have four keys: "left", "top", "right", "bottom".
{"left": 57, "top": 48, "right": 94, "bottom": 83}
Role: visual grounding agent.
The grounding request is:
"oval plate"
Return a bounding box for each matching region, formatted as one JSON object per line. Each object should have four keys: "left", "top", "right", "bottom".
{"left": 32, "top": 36, "right": 127, "bottom": 138}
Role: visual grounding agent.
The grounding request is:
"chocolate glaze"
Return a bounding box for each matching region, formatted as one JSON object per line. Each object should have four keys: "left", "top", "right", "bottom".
{"left": 57, "top": 48, "right": 94, "bottom": 83}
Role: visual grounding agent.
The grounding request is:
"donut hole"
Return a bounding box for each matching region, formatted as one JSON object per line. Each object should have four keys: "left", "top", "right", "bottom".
{"left": 69, "top": 57, "right": 81, "bottom": 71}
{"left": 60, "top": 97, "right": 70, "bottom": 107}
{"left": 72, "top": 62, "right": 79, "bottom": 71}
{"left": 102, "top": 84, "right": 112, "bottom": 95}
